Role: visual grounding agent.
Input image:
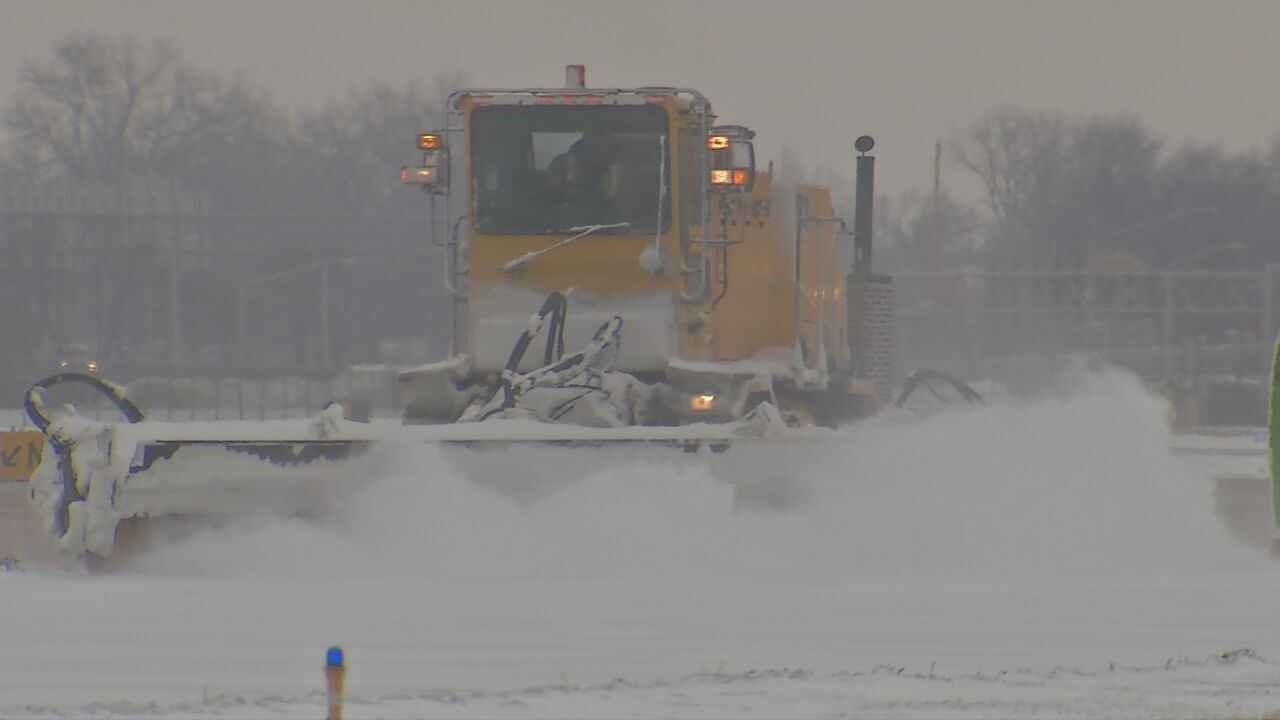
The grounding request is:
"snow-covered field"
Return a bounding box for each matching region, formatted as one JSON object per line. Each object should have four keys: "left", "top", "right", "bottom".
{"left": 2, "top": 368, "right": 1277, "bottom": 719}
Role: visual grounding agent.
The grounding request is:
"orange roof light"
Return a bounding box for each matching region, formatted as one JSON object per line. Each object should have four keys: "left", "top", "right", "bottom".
{"left": 416, "top": 133, "right": 442, "bottom": 150}
{"left": 708, "top": 135, "right": 731, "bottom": 150}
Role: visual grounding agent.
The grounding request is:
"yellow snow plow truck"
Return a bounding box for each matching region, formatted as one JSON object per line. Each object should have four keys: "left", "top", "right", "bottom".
{"left": 25, "top": 67, "right": 900, "bottom": 568}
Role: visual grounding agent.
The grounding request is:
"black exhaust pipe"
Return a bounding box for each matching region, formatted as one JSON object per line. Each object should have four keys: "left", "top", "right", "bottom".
{"left": 846, "top": 134, "right": 893, "bottom": 408}
{"left": 853, "top": 135, "right": 875, "bottom": 278}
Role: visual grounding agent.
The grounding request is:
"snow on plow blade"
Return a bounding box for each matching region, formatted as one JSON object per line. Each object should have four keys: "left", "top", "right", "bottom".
{"left": 24, "top": 373, "right": 793, "bottom": 562}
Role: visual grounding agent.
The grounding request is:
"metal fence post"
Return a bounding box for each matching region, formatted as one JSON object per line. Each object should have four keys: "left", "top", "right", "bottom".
{"left": 1264, "top": 263, "right": 1279, "bottom": 345}
{"left": 1163, "top": 272, "right": 1174, "bottom": 378}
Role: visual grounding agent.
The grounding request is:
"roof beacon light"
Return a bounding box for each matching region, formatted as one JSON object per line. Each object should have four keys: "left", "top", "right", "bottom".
{"left": 566, "top": 65, "right": 586, "bottom": 89}
{"left": 417, "top": 133, "right": 442, "bottom": 150}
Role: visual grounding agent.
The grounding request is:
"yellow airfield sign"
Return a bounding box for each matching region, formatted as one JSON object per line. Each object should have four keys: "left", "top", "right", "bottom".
{"left": 1, "top": 430, "right": 44, "bottom": 482}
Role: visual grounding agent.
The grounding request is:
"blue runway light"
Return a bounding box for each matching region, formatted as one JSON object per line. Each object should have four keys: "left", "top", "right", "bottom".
{"left": 326, "top": 646, "right": 345, "bottom": 668}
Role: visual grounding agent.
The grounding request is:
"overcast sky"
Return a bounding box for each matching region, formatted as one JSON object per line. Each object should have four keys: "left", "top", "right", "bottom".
{"left": 3, "top": 0, "right": 1279, "bottom": 202}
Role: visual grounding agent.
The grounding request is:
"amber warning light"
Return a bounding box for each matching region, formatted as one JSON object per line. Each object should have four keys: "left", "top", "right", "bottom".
{"left": 709, "top": 169, "right": 751, "bottom": 186}
{"left": 401, "top": 167, "right": 437, "bottom": 185}
{"left": 708, "top": 125, "right": 755, "bottom": 191}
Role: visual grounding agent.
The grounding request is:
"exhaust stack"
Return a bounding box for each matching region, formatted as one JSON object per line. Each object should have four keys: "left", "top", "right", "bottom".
{"left": 853, "top": 135, "right": 875, "bottom": 278}
{"left": 846, "top": 134, "right": 894, "bottom": 408}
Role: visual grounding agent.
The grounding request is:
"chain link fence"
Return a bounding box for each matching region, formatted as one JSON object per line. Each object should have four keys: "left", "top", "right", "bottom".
{"left": 6, "top": 191, "right": 1277, "bottom": 428}
{"left": 0, "top": 198, "right": 452, "bottom": 421}
{"left": 890, "top": 266, "right": 1280, "bottom": 422}
{"left": 895, "top": 266, "right": 1280, "bottom": 425}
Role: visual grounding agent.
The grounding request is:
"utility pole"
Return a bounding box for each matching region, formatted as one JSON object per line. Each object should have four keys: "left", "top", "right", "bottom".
{"left": 170, "top": 237, "right": 182, "bottom": 363}
{"left": 930, "top": 141, "right": 941, "bottom": 276}
{"left": 321, "top": 260, "right": 332, "bottom": 369}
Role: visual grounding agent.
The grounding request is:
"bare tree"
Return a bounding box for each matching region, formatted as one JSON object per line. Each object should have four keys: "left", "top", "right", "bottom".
{"left": 296, "top": 77, "right": 460, "bottom": 215}
{"left": 4, "top": 35, "right": 255, "bottom": 183}
{"left": 1064, "top": 116, "right": 1162, "bottom": 259}
{"left": 289, "top": 79, "right": 458, "bottom": 361}
{"left": 958, "top": 110, "right": 1171, "bottom": 269}
{"left": 0, "top": 35, "right": 275, "bottom": 375}
{"left": 876, "top": 190, "right": 983, "bottom": 274}
{"left": 1156, "top": 143, "right": 1275, "bottom": 270}
{"left": 956, "top": 110, "right": 1066, "bottom": 233}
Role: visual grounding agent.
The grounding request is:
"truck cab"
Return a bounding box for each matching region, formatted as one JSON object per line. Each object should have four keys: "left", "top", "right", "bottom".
{"left": 399, "top": 67, "right": 886, "bottom": 427}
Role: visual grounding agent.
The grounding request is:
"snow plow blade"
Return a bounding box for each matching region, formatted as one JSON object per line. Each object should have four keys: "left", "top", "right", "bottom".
{"left": 23, "top": 373, "right": 797, "bottom": 565}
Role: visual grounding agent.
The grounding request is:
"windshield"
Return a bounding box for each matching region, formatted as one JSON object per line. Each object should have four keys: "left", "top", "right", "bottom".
{"left": 471, "top": 105, "right": 670, "bottom": 234}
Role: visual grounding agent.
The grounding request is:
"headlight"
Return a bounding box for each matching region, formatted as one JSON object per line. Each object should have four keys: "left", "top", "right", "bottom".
{"left": 689, "top": 394, "right": 715, "bottom": 412}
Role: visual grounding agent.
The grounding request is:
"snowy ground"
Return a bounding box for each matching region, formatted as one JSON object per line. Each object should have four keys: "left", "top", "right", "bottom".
{"left": 2, "top": 367, "right": 1278, "bottom": 719}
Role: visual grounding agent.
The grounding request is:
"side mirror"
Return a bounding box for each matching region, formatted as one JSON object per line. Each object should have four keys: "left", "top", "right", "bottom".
{"left": 708, "top": 125, "right": 755, "bottom": 193}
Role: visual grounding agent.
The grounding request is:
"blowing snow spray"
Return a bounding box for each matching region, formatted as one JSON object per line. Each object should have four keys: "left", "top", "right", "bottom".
{"left": 325, "top": 646, "right": 345, "bottom": 720}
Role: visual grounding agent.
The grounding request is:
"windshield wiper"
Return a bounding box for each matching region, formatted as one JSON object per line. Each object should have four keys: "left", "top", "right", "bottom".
{"left": 502, "top": 222, "right": 631, "bottom": 273}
